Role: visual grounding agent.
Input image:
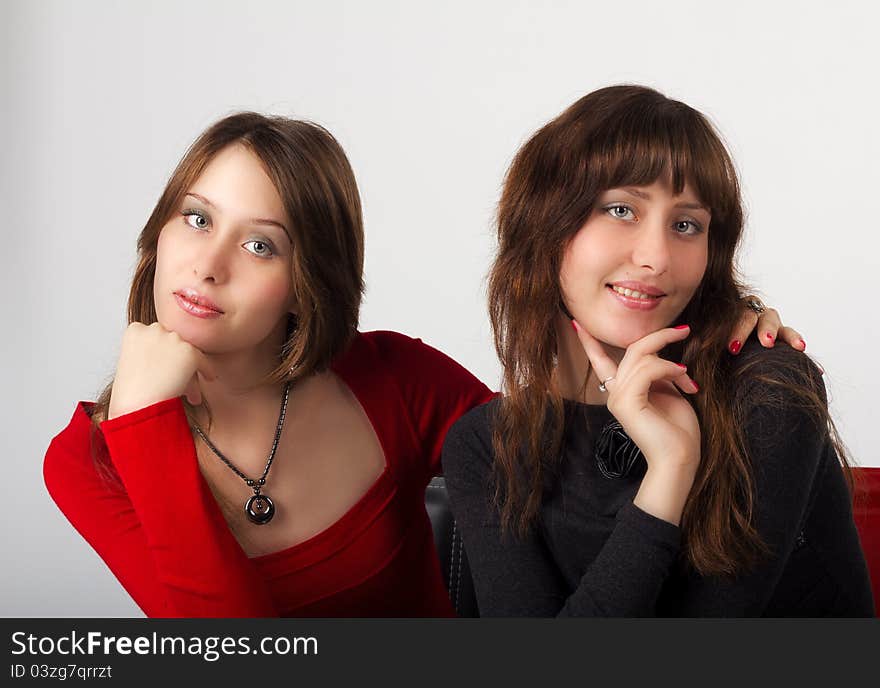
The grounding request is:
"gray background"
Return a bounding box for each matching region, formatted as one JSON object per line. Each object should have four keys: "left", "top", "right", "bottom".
{"left": 2, "top": 0, "right": 877, "bottom": 616}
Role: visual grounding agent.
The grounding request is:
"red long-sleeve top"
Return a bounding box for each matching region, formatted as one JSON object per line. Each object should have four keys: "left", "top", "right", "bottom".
{"left": 43, "top": 331, "right": 494, "bottom": 617}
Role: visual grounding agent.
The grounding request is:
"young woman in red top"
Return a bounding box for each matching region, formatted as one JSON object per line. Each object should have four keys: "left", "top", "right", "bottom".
{"left": 43, "top": 112, "right": 802, "bottom": 618}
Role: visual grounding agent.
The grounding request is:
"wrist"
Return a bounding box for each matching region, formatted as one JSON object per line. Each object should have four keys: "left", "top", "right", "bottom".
{"left": 108, "top": 394, "right": 176, "bottom": 421}
{"left": 646, "top": 456, "right": 699, "bottom": 480}
{"left": 633, "top": 463, "right": 698, "bottom": 527}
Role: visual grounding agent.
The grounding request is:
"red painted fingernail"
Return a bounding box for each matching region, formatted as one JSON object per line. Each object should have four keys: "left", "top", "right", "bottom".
{"left": 571, "top": 319, "right": 579, "bottom": 332}
{"left": 674, "top": 324, "right": 689, "bottom": 330}
{"left": 799, "top": 339, "right": 806, "bottom": 351}
{"left": 765, "top": 333, "right": 774, "bottom": 341}
{"left": 729, "top": 340, "right": 742, "bottom": 354}
{"left": 676, "top": 363, "right": 687, "bottom": 370}
{"left": 691, "top": 379, "right": 700, "bottom": 392}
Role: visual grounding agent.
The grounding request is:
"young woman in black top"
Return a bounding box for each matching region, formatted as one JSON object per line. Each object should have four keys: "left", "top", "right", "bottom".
{"left": 442, "top": 85, "right": 874, "bottom": 617}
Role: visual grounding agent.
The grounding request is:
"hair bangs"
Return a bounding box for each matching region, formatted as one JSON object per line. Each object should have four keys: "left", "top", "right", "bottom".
{"left": 587, "top": 102, "right": 739, "bottom": 224}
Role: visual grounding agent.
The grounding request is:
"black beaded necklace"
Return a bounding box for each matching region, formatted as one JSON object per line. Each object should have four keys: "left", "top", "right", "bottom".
{"left": 193, "top": 381, "right": 291, "bottom": 525}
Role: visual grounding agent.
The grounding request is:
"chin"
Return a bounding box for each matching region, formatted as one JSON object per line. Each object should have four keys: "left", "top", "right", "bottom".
{"left": 156, "top": 312, "right": 222, "bottom": 353}
{"left": 594, "top": 321, "right": 658, "bottom": 349}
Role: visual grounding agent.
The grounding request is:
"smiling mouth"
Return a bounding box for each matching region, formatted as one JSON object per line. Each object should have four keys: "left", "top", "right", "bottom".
{"left": 607, "top": 284, "right": 664, "bottom": 300}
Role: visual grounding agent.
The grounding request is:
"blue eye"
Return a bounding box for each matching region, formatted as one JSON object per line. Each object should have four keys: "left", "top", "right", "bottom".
{"left": 605, "top": 204, "right": 636, "bottom": 221}
{"left": 673, "top": 220, "right": 703, "bottom": 236}
{"left": 182, "top": 210, "right": 209, "bottom": 230}
{"left": 243, "top": 240, "right": 275, "bottom": 258}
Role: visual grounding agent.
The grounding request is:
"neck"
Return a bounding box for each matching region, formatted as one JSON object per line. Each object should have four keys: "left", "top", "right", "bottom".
{"left": 192, "top": 326, "right": 290, "bottom": 431}
{"left": 553, "top": 312, "right": 625, "bottom": 405}
{"left": 196, "top": 373, "right": 288, "bottom": 430}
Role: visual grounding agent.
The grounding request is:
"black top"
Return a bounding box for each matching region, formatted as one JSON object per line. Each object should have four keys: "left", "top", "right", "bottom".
{"left": 441, "top": 341, "right": 874, "bottom": 617}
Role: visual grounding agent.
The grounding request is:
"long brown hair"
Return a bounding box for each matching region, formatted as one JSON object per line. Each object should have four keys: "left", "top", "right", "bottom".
{"left": 90, "top": 113, "right": 365, "bottom": 487}
{"left": 487, "top": 85, "right": 856, "bottom": 576}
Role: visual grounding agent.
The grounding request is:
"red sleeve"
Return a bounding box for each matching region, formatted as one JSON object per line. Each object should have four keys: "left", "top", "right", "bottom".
{"left": 373, "top": 332, "right": 497, "bottom": 482}
{"left": 43, "top": 399, "right": 278, "bottom": 618}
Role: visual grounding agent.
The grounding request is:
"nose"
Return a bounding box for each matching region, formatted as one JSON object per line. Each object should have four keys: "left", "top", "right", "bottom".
{"left": 192, "top": 234, "right": 233, "bottom": 284}
{"left": 630, "top": 219, "right": 671, "bottom": 276}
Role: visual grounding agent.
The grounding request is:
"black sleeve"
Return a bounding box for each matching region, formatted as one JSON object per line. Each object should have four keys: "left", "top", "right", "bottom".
{"left": 442, "top": 403, "right": 681, "bottom": 617}
{"left": 669, "top": 349, "right": 855, "bottom": 616}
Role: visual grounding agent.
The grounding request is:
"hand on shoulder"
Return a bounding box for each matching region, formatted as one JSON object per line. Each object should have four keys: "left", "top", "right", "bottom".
{"left": 730, "top": 336, "right": 826, "bottom": 409}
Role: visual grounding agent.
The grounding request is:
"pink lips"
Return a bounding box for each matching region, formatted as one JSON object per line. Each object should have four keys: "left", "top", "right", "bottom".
{"left": 608, "top": 280, "right": 666, "bottom": 297}
{"left": 606, "top": 281, "right": 666, "bottom": 312}
{"left": 173, "top": 288, "right": 224, "bottom": 319}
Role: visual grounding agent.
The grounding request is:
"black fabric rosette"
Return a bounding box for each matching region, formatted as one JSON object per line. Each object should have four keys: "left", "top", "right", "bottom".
{"left": 594, "top": 420, "right": 645, "bottom": 479}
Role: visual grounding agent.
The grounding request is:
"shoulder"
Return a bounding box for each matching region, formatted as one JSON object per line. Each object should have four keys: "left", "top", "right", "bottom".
{"left": 728, "top": 337, "right": 826, "bottom": 407}
{"left": 726, "top": 339, "right": 832, "bottom": 475}
{"left": 43, "top": 402, "right": 106, "bottom": 496}
{"left": 356, "top": 329, "right": 458, "bottom": 365}
{"left": 336, "top": 330, "right": 447, "bottom": 369}
{"left": 441, "top": 397, "right": 499, "bottom": 474}
{"left": 45, "top": 402, "right": 97, "bottom": 457}
{"left": 349, "top": 329, "right": 490, "bottom": 394}
{"left": 447, "top": 396, "right": 498, "bottom": 441}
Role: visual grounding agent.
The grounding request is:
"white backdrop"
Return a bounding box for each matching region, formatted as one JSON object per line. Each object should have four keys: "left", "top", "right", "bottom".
{"left": 2, "top": 0, "right": 877, "bottom": 616}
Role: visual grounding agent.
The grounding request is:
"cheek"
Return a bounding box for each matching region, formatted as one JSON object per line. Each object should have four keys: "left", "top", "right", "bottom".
{"left": 153, "top": 230, "right": 173, "bottom": 291}
{"left": 672, "top": 243, "right": 709, "bottom": 306}
{"left": 154, "top": 225, "right": 184, "bottom": 281}
{"left": 560, "top": 231, "right": 614, "bottom": 292}
{"left": 684, "top": 244, "right": 709, "bottom": 289}
{"left": 246, "top": 268, "right": 293, "bottom": 315}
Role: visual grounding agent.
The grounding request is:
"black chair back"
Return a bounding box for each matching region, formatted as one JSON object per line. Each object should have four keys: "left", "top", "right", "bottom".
{"left": 425, "top": 477, "right": 479, "bottom": 617}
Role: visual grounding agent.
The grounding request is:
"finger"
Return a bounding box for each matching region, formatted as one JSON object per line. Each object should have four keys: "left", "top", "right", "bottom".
{"left": 609, "top": 359, "right": 697, "bottom": 419}
{"left": 777, "top": 325, "right": 806, "bottom": 351}
{"left": 671, "top": 371, "right": 700, "bottom": 395}
{"left": 571, "top": 319, "right": 618, "bottom": 383}
{"left": 621, "top": 323, "right": 692, "bottom": 362}
{"left": 755, "top": 307, "right": 782, "bottom": 348}
{"left": 624, "top": 358, "right": 698, "bottom": 397}
{"left": 727, "top": 309, "right": 759, "bottom": 355}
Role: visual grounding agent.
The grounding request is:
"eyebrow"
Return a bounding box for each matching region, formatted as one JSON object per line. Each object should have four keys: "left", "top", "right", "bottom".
{"left": 620, "top": 187, "right": 710, "bottom": 213}
{"left": 186, "top": 192, "right": 293, "bottom": 243}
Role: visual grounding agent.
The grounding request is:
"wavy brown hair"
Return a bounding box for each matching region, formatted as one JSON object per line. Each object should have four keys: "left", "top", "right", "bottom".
{"left": 487, "top": 85, "right": 857, "bottom": 577}
{"left": 89, "top": 113, "right": 365, "bottom": 488}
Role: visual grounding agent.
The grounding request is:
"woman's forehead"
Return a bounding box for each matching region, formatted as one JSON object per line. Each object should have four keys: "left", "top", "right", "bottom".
{"left": 189, "top": 145, "right": 288, "bottom": 225}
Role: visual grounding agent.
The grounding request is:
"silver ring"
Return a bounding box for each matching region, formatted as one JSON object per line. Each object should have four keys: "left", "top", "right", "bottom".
{"left": 744, "top": 296, "right": 766, "bottom": 315}
{"left": 598, "top": 376, "right": 615, "bottom": 393}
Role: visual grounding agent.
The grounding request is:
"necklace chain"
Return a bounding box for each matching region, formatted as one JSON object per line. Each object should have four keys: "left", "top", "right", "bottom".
{"left": 193, "top": 381, "right": 291, "bottom": 495}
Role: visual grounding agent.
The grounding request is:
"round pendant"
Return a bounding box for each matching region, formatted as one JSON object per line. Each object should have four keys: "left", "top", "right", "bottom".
{"left": 245, "top": 493, "right": 276, "bottom": 525}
